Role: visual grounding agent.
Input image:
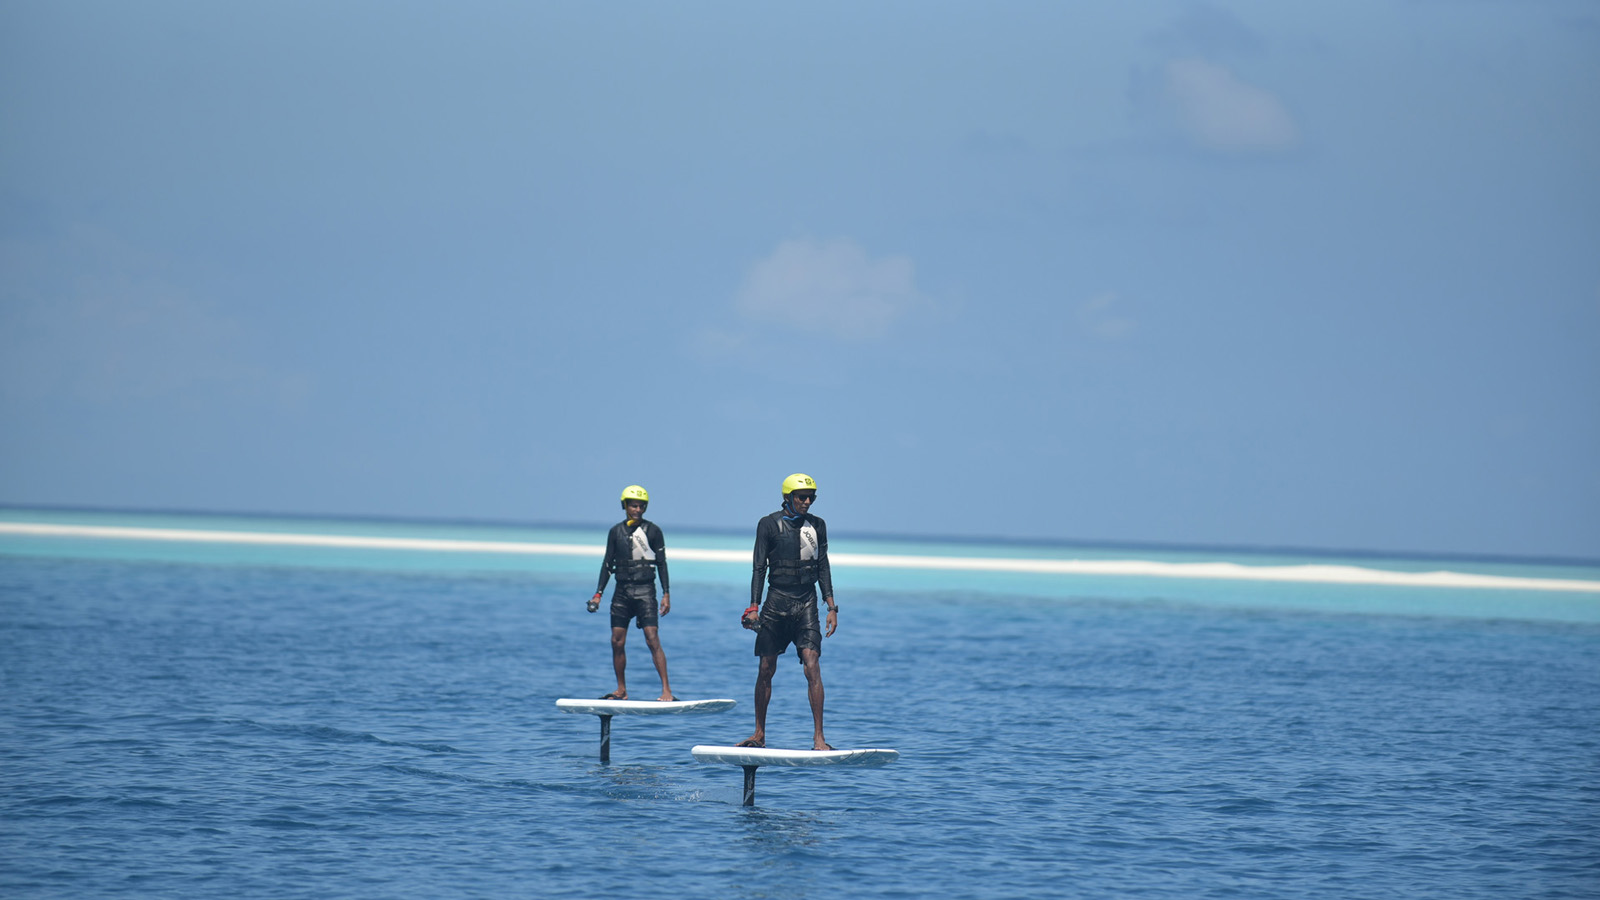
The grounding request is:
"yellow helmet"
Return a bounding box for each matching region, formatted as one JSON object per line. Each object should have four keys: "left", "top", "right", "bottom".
{"left": 781, "top": 473, "right": 817, "bottom": 496}
{"left": 620, "top": 485, "right": 649, "bottom": 504}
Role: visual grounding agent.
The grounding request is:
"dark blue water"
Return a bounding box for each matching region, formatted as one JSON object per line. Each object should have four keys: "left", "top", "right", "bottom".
{"left": 2, "top": 555, "right": 1597, "bottom": 898}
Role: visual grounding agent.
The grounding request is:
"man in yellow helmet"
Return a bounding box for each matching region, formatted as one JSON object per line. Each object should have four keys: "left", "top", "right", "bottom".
{"left": 737, "top": 473, "right": 837, "bottom": 750}
{"left": 589, "top": 485, "right": 674, "bottom": 701}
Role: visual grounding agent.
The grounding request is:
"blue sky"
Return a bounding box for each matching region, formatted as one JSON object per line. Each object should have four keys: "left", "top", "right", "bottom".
{"left": 2, "top": 1, "right": 1596, "bottom": 558}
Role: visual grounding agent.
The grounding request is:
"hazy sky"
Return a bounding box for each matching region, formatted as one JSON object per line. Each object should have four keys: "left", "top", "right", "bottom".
{"left": 2, "top": 1, "right": 1597, "bottom": 558}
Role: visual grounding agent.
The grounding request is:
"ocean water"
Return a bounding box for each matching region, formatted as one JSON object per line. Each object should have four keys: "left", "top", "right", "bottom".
{"left": 1, "top": 511, "right": 1597, "bottom": 898}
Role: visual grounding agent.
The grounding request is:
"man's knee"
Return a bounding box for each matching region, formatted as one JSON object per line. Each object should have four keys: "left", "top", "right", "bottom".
{"left": 610, "top": 630, "right": 628, "bottom": 649}
{"left": 800, "top": 651, "right": 822, "bottom": 680}
{"left": 642, "top": 627, "right": 662, "bottom": 650}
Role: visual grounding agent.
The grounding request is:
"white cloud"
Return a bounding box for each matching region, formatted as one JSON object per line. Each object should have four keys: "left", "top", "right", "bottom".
{"left": 1163, "top": 57, "right": 1298, "bottom": 154}
{"left": 735, "top": 238, "right": 925, "bottom": 341}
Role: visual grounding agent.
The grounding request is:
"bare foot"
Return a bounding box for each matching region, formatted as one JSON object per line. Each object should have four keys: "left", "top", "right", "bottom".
{"left": 600, "top": 689, "right": 628, "bottom": 700}
{"left": 656, "top": 693, "right": 678, "bottom": 702}
{"left": 813, "top": 740, "right": 834, "bottom": 751}
{"left": 735, "top": 735, "right": 765, "bottom": 748}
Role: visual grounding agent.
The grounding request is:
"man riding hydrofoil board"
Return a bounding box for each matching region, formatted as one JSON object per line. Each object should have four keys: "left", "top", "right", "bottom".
{"left": 589, "top": 485, "right": 675, "bottom": 702}
{"left": 738, "top": 473, "right": 837, "bottom": 751}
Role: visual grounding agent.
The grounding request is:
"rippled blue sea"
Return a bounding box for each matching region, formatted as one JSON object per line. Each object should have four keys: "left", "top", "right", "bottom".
{"left": 2, "top": 512, "right": 1598, "bottom": 898}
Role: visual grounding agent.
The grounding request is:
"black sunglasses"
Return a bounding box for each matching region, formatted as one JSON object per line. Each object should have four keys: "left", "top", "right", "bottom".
{"left": 789, "top": 493, "right": 817, "bottom": 501}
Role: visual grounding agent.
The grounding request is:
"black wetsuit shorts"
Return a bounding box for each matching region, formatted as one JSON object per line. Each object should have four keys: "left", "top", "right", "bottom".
{"left": 754, "top": 588, "right": 821, "bottom": 660}
{"left": 610, "top": 583, "right": 659, "bottom": 630}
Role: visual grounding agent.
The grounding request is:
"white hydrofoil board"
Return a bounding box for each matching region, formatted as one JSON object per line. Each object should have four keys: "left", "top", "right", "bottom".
{"left": 691, "top": 745, "right": 899, "bottom": 767}
{"left": 557, "top": 698, "right": 735, "bottom": 716}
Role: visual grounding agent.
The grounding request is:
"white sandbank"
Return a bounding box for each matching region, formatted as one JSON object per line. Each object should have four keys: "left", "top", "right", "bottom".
{"left": 2, "top": 521, "right": 1596, "bottom": 594}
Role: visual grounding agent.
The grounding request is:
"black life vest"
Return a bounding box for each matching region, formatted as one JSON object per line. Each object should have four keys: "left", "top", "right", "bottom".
{"left": 767, "top": 517, "right": 821, "bottom": 589}
{"left": 613, "top": 524, "right": 657, "bottom": 585}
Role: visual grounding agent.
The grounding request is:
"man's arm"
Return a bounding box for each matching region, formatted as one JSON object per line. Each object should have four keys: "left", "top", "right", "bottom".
{"left": 650, "top": 523, "right": 670, "bottom": 615}
{"left": 744, "top": 517, "right": 773, "bottom": 629}
{"left": 750, "top": 517, "right": 773, "bottom": 608}
{"left": 816, "top": 518, "right": 836, "bottom": 636}
{"left": 815, "top": 517, "right": 834, "bottom": 605}
{"left": 649, "top": 523, "right": 670, "bottom": 593}
{"left": 595, "top": 527, "right": 616, "bottom": 595}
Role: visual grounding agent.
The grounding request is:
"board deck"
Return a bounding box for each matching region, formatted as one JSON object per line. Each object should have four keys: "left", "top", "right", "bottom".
{"left": 556, "top": 698, "right": 736, "bottom": 716}
{"left": 690, "top": 744, "right": 900, "bottom": 767}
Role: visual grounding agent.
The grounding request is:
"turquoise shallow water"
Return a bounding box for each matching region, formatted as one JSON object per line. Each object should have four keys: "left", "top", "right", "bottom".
{"left": 2, "top": 511, "right": 1598, "bottom": 898}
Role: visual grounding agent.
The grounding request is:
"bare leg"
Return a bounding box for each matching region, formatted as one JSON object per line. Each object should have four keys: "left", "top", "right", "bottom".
{"left": 799, "top": 648, "right": 828, "bottom": 750}
{"left": 609, "top": 626, "right": 628, "bottom": 699}
{"left": 641, "top": 625, "right": 673, "bottom": 701}
{"left": 740, "top": 655, "right": 777, "bottom": 747}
